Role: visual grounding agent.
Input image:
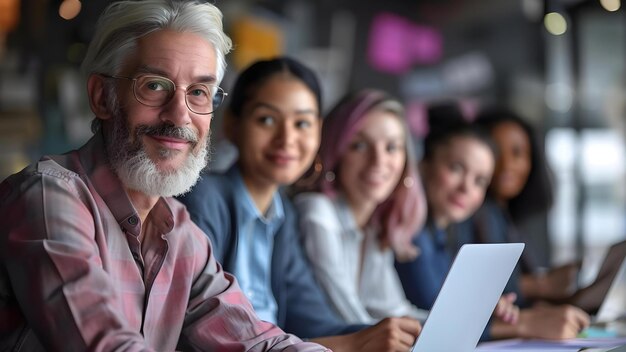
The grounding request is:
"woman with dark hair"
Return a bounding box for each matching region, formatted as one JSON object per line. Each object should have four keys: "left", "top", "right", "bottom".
{"left": 473, "top": 106, "right": 580, "bottom": 304}
{"left": 397, "top": 108, "right": 500, "bottom": 313}
{"left": 476, "top": 107, "right": 554, "bottom": 222}
{"left": 179, "top": 57, "right": 420, "bottom": 352}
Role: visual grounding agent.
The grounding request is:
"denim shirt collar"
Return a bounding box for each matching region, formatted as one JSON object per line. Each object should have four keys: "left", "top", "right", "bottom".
{"left": 229, "top": 165, "right": 284, "bottom": 229}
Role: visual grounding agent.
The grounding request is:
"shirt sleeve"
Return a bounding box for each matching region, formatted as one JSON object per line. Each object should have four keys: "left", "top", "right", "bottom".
{"left": 359, "top": 240, "right": 429, "bottom": 322}
{"left": 0, "top": 168, "right": 154, "bottom": 351}
{"left": 179, "top": 238, "right": 329, "bottom": 352}
{"left": 280, "top": 200, "right": 367, "bottom": 338}
{"left": 296, "top": 194, "right": 376, "bottom": 324}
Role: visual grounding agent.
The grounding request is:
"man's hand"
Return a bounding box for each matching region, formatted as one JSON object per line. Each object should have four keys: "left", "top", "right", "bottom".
{"left": 311, "top": 317, "right": 421, "bottom": 352}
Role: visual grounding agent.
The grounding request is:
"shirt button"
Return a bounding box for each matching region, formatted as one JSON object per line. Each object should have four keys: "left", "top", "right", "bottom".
{"left": 132, "top": 252, "right": 141, "bottom": 261}
{"left": 128, "top": 216, "right": 138, "bottom": 225}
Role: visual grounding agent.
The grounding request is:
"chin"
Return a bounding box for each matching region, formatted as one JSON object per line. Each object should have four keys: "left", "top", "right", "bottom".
{"left": 373, "top": 189, "right": 395, "bottom": 202}
{"left": 153, "top": 160, "right": 185, "bottom": 173}
{"left": 280, "top": 167, "right": 306, "bottom": 180}
{"left": 360, "top": 194, "right": 386, "bottom": 206}
{"left": 451, "top": 212, "right": 472, "bottom": 223}
{"left": 279, "top": 177, "right": 300, "bottom": 186}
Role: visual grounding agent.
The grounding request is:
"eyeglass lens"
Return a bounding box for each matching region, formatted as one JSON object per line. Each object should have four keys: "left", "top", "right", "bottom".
{"left": 134, "top": 76, "right": 225, "bottom": 114}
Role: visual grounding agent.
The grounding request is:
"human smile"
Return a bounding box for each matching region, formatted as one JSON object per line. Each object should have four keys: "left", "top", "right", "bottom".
{"left": 149, "top": 135, "right": 192, "bottom": 150}
{"left": 267, "top": 151, "right": 296, "bottom": 166}
{"left": 448, "top": 196, "right": 466, "bottom": 210}
{"left": 361, "top": 172, "right": 388, "bottom": 186}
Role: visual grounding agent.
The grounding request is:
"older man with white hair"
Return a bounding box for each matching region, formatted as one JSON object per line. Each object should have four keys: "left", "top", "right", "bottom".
{"left": 0, "top": 1, "right": 327, "bottom": 351}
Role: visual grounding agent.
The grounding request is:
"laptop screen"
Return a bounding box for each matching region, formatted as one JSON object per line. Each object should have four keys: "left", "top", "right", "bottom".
{"left": 411, "top": 243, "right": 524, "bottom": 352}
{"left": 596, "top": 258, "right": 626, "bottom": 324}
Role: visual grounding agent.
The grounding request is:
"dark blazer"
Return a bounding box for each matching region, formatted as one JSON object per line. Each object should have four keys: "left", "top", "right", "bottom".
{"left": 177, "top": 165, "right": 365, "bottom": 338}
{"left": 395, "top": 224, "right": 451, "bottom": 311}
{"left": 470, "top": 198, "right": 529, "bottom": 307}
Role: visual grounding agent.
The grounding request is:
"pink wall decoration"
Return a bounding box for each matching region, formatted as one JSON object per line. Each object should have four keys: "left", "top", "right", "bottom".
{"left": 367, "top": 12, "right": 443, "bottom": 75}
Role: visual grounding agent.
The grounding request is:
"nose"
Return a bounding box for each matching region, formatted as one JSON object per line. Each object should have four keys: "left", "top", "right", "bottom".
{"left": 370, "top": 145, "right": 386, "bottom": 167}
{"left": 160, "top": 88, "right": 192, "bottom": 126}
{"left": 276, "top": 120, "right": 296, "bottom": 147}
{"left": 458, "top": 175, "right": 472, "bottom": 193}
{"left": 497, "top": 151, "right": 515, "bottom": 172}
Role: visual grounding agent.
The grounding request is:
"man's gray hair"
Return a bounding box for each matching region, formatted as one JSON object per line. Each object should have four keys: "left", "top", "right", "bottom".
{"left": 81, "top": 0, "right": 232, "bottom": 83}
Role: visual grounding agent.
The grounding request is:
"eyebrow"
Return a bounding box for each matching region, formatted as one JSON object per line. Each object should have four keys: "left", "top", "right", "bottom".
{"left": 354, "top": 130, "right": 405, "bottom": 141}
{"left": 135, "top": 65, "right": 217, "bottom": 83}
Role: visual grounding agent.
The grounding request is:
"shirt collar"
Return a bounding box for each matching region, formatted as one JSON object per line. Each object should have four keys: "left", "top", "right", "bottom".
{"left": 77, "top": 130, "right": 175, "bottom": 236}
{"left": 333, "top": 193, "right": 368, "bottom": 240}
{"left": 229, "top": 165, "right": 284, "bottom": 226}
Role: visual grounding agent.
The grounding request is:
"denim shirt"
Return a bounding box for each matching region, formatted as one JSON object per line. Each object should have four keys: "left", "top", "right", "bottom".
{"left": 231, "top": 169, "right": 281, "bottom": 323}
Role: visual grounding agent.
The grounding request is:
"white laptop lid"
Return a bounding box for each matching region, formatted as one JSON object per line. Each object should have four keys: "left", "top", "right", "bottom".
{"left": 411, "top": 243, "right": 524, "bottom": 352}
{"left": 596, "top": 258, "right": 626, "bottom": 324}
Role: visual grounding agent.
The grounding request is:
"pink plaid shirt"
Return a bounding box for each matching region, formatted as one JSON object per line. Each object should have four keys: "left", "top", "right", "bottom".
{"left": 0, "top": 131, "right": 328, "bottom": 352}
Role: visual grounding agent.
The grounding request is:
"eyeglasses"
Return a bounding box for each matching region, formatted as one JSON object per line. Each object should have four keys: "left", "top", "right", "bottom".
{"left": 104, "top": 74, "right": 227, "bottom": 115}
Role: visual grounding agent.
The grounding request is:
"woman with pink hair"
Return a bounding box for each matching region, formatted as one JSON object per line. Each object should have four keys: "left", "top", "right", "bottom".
{"left": 294, "top": 89, "right": 428, "bottom": 324}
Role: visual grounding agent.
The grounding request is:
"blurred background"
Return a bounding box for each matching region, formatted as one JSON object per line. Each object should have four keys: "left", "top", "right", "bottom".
{"left": 0, "top": 0, "right": 625, "bottom": 285}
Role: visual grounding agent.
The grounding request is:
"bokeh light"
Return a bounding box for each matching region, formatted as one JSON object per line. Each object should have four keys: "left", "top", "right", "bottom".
{"left": 544, "top": 12, "right": 567, "bottom": 36}
{"left": 600, "top": 0, "right": 621, "bottom": 11}
{"left": 59, "top": 0, "right": 82, "bottom": 20}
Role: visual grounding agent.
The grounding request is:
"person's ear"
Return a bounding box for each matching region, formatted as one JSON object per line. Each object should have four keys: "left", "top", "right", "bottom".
{"left": 87, "top": 74, "right": 114, "bottom": 121}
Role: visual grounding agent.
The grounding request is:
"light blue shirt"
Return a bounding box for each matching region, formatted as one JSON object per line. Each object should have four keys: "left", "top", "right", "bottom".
{"left": 231, "top": 169, "right": 282, "bottom": 324}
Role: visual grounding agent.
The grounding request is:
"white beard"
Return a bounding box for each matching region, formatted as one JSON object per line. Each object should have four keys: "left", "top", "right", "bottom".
{"left": 105, "top": 109, "right": 210, "bottom": 197}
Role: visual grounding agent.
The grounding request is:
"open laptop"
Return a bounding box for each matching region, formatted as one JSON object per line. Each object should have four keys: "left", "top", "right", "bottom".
{"left": 411, "top": 243, "right": 524, "bottom": 352}
{"left": 570, "top": 240, "right": 626, "bottom": 313}
{"left": 595, "top": 257, "right": 626, "bottom": 324}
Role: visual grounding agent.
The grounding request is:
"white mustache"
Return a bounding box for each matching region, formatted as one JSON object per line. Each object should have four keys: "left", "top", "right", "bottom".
{"left": 135, "top": 124, "right": 199, "bottom": 146}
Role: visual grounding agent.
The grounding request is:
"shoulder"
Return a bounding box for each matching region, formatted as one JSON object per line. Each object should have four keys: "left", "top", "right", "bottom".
{"left": 293, "top": 192, "right": 345, "bottom": 235}
{"left": 476, "top": 197, "right": 503, "bottom": 217}
{"left": 186, "top": 171, "right": 230, "bottom": 198}
{"left": 177, "top": 171, "right": 232, "bottom": 213}
{"left": 22, "top": 154, "right": 82, "bottom": 184}
{"left": 1, "top": 154, "right": 86, "bottom": 205}
{"left": 413, "top": 226, "right": 434, "bottom": 247}
{"left": 473, "top": 198, "right": 509, "bottom": 231}
{"left": 293, "top": 192, "right": 336, "bottom": 217}
{"left": 36, "top": 155, "right": 81, "bottom": 182}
